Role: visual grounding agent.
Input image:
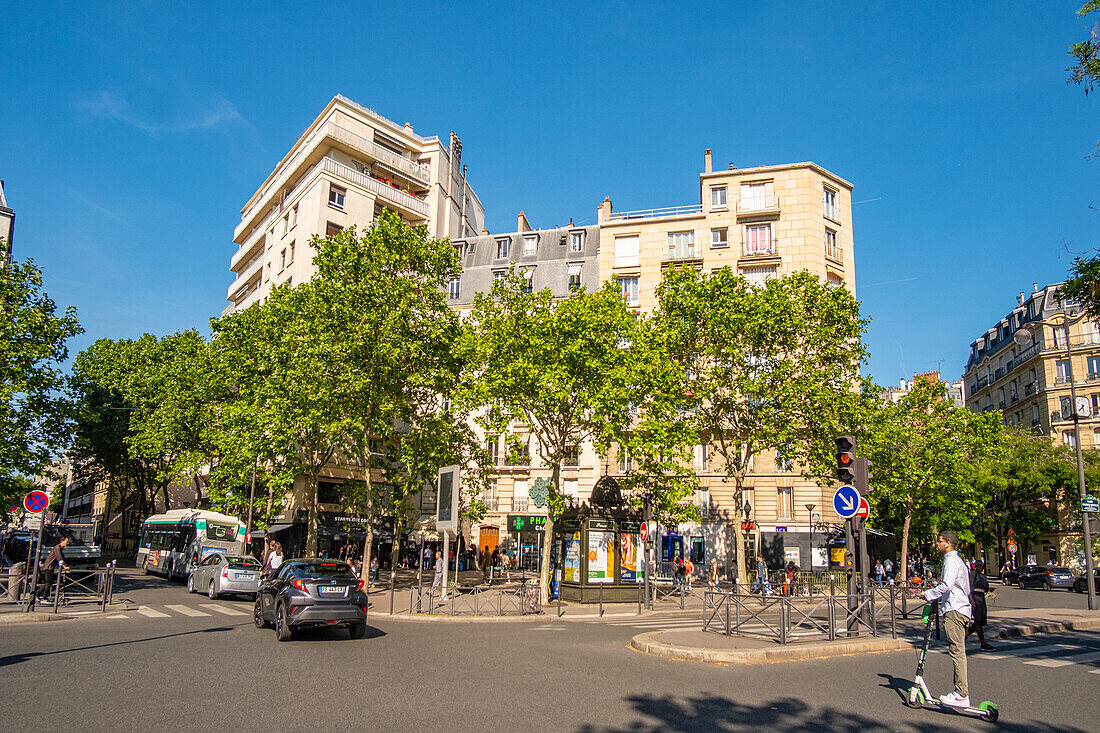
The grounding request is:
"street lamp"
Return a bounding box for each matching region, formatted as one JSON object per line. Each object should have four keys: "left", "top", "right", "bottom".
{"left": 1015, "top": 316, "right": 1097, "bottom": 611}
{"left": 805, "top": 503, "right": 816, "bottom": 573}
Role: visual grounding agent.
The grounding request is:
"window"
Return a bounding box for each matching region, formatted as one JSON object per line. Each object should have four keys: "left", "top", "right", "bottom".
{"left": 740, "top": 264, "right": 777, "bottom": 287}
{"left": 291, "top": 204, "right": 298, "bottom": 229}
{"left": 483, "top": 480, "right": 498, "bottom": 512}
{"left": 521, "top": 268, "right": 534, "bottom": 294}
{"left": 1092, "top": 393, "right": 1100, "bottom": 413}
{"left": 492, "top": 270, "right": 506, "bottom": 283}
{"left": 775, "top": 447, "right": 793, "bottom": 472}
{"left": 513, "top": 479, "right": 529, "bottom": 510}
{"left": 523, "top": 235, "right": 537, "bottom": 256}
{"left": 1064, "top": 432, "right": 1077, "bottom": 448}
{"left": 1033, "top": 405, "right": 1041, "bottom": 425}
{"left": 1054, "top": 327, "right": 1068, "bottom": 349}
{"left": 695, "top": 442, "right": 709, "bottom": 471}
{"left": 317, "top": 481, "right": 343, "bottom": 504}
{"left": 496, "top": 238, "right": 509, "bottom": 259}
{"left": 997, "top": 387, "right": 1005, "bottom": 408}
{"left": 777, "top": 486, "right": 792, "bottom": 519}
{"left": 697, "top": 489, "right": 710, "bottom": 520}
{"left": 508, "top": 437, "right": 531, "bottom": 466}
{"left": 617, "top": 445, "right": 633, "bottom": 473}
{"left": 614, "top": 235, "right": 640, "bottom": 267}
{"left": 744, "top": 223, "right": 774, "bottom": 255}
{"left": 710, "top": 186, "right": 727, "bottom": 210}
{"left": 1010, "top": 380, "right": 1018, "bottom": 401}
{"left": 827, "top": 272, "right": 843, "bottom": 286}
{"left": 485, "top": 438, "right": 499, "bottom": 466}
{"left": 288, "top": 241, "right": 295, "bottom": 264}
{"left": 563, "top": 444, "right": 580, "bottom": 467}
{"left": 328, "top": 184, "right": 346, "bottom": 209}
{"left": 1056, "top": 359, "right": 1071, "bottom": 383}
{"left": 825, "top": 228, "right": 840, "bottom": 261}
{"left": 280, "top": 248, "right": 286, "bottom": 272}
{"left": 563, "top": 479, "right": 579, "bottom": 498}
{"left": 740, "top": 181, "right": 774, "bottom": 212}
{"left": 448, "top": 277, "right": 461, "bottom": 300}
{"left": 264, "top": 263, "right": 271, "bottom": 282}
{"left": 824, "top": 186, "right": 840, "bottom": 220}
{"left": 619, "top": 276, "right": 640, "bottom": 306}
{"left": 568, "top": 263, "right": 582, "bottom": 291}
{"left": 282, "top": 213, "right": 289, "bottom": 236}
{"left": 1089, "top": 357, "right": 1100, "bottom": 380}
{"left": 667, "top": 231, "right": 696, "bottom": 259}
{"left": 710, "top": 228, "right": 728, "bottom": 247}
{"left": 326, "top": 221, "right": 343, "bottom": 237}
{"left": 569, "top": 231, "right": 585, "bottom": 252}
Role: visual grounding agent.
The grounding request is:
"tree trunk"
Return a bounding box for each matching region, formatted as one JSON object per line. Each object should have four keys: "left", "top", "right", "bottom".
{"left": 263, "top": 474, "right": 275, "bottom": 562}
{"left": 538, "top": 462, "right": 562, "bottom": 605}
{"left": 305, "top": 473, "right": 319, "bottom": 556}
{"left": 733, "top": 520, "right": 746, "bottom": 589}
{"left": 900, "top": 509, "right": 913, "bottom": 583}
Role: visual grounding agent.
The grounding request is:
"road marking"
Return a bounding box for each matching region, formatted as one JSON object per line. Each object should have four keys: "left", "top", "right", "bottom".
{"left": 165, "top": 604, "right": 211, "bottom": 617}
{"left": 198, "top": 603, "right": 248, "bottom": 616}
{"left": 973, "top": 643, "right": 1077, "bottom": 659}
{"left": 104, "top": 614, "right": 128, "bottom": 619}
{"left": 64, "top": 610, "right": 102, "bottom": 616}
{"left": 530, "top": 625, "right": 566, "bottom": 631}
{"left": 1023, "top": 649, "right": 1100, "bottom": 668}
{"left": 1090, "top": 668, "right": 1100, "bottom": 675}
{"left": 135, "top": 607, "right": 170, "bottom": 618}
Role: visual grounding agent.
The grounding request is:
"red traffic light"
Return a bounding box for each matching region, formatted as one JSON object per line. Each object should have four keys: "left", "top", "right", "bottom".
{"left": 835, "top": 435, "right": 856, "bottom": 482}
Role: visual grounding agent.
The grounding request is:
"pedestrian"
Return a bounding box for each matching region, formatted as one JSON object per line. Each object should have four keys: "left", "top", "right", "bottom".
{"left": 369, "top": 556, "right": 379, "bottom": 587}
{"left": 264, "top": 541, "right": 284, "bottom": 576}
{"left": 884, "top": 557, "right": 894, "bottom": 582}
{"left": 673, "top": 555, "right": 686, "bottom": 589}
{"left": 923, "top": 530, "right": 973, "bottom": 708}
{"left": 730, "top": 560, "right": 740, "bottom": 592}
{"left": 490, "top": 547, "right": 500, "bottom": 584}
{"left": 783, "top": 561, "right": 796, "bottom": 596}
{"left": 874, "top": 558, "right": 885, "bottom": 586}
{"left": 684, "top": 555, "right": 694, "bottom": 591}
{"left": 500, "top": 551, "right": 511, "bottom": 582}
{"left": 37, "top": 537, "right": 70, "bottom": 600}
{"left": 752, "top": 553, "right": 771, "bottom": 594}
{"left": 707, "top": 557, "right": 720, "bottom": 591}
{"left": 430, "top": 550, "right": 445, "bottom": 602}
{"left": 966, "top": 561, "right": 994, "bottom": 651}
{"left": 482, "top": 546, "right": 491, "bottom": 583}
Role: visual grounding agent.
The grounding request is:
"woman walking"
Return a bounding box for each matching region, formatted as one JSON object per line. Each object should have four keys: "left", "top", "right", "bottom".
{"left": 967, "top": 560, "right": 994, "bottom": 651}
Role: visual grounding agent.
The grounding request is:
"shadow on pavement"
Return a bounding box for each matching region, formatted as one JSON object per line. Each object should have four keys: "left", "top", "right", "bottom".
{"left": 277, "top": 625, "right": 387, "bottom": 643}
{"left": 0, "top": 624, "right": 244, "bottom": 669}
{"left": 575, "top": 693, "right": 1092, "bottom": 733}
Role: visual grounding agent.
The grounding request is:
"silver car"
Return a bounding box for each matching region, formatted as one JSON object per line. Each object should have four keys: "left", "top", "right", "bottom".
{"left": 187, "top": 553, "right": 262, "bottom": 599}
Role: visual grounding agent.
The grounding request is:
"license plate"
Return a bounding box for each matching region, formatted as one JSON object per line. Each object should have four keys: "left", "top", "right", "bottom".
{"left": 318, "top": 586, "right": 345, "bottom": 595}
{"left": 234, "top": 573, "right": 251, "bottom": 580}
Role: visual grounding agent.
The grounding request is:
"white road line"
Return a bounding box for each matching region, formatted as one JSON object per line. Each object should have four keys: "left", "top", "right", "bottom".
{"left": 165, "top": 604, "right": 211, "bottom": 617}
{"left": 530, "top": 625, "right": 566, "bottom": 631}
{"left": 968, "top": 643, "right": 1077, "bottom": 660}
{"left": 1023, "top": 649, "right": 1100, "bottom": 668}
{"left": 198, "top": 603, "right": 248, "bottom": 616}
{"left": 1089, "top": 668, "right": 1100, "bottom": 674}
{"left": 64, "top": 610, "right": 101, "bottom": 616}
{"left": 104, "top": 614, "right": 128, "bottom": 619}
{"left": 135, "top": 607, "right": 170, "bottom": 618}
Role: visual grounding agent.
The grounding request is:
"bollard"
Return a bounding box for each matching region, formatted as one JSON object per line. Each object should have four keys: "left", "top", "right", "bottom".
{"left": 557, "top": 585, "right": 563, "bottom": 617}
{"left": 53, "top": 569, "right": 63, "bottom": 613}
{"left": 389, "top": 572, "right": 395, "bottom": 615}
{"left": 599, "top": 582, "right": 604, "bottom": 617}
{"left": 779, "top": 598, "right": 787, "bottom": 645}
{"left": 890, "top": 586, "right": 897, "bottom": 639}
{"left": 637, "top": 581, "right": 643, "bottom": 616}
{"left": 680, "top": 585, "right": 685, "bottom": 610}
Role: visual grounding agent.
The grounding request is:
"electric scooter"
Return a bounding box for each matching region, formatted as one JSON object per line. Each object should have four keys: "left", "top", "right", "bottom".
{"left": 906, "top": 602, "right": 999, "bottom": 723}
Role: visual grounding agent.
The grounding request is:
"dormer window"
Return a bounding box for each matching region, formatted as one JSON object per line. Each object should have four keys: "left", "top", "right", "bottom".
{"left": 496, "top": 238, "right": 509, "bottom": 259}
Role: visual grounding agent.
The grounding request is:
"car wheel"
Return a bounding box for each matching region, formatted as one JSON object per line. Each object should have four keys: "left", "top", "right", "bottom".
{"left": 275, "top": 604, "right": 293, "bottom": 642}
{"left": 1044, "top": 581, "right": 1051, "bottom": 591}
{"left": 1018, "top": 580, "right": 1025, "bottom": 589}
{"left": 187, "top": 575, "right": 195, "bottom": 593}
{"left": 348, "top": 621, "right": 366, "bottom": 639}
{"left": 254, "top": 599, "right": 269, "bottom": 628}
{"left": 208, "top": 580, "right": 218, "bottom": 600}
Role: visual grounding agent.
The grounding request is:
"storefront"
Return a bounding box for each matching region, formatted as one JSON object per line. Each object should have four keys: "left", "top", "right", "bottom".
{"left": 507, "top": 514, "right": 546, "bottom": 571}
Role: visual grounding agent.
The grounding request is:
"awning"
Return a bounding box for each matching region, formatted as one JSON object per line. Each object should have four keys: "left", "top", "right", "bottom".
{"left": 266, "top": 523, "right": 294, "bottom": 534}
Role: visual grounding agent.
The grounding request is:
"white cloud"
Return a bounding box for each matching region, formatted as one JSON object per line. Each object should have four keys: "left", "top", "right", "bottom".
{"left": 75, "top": 89, "right": 245, "bottom": 135}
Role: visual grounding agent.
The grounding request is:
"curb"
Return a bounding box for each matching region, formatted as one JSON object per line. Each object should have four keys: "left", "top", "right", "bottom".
{"left": 629, "top": 631, "right": 914, "bottom": 665}
{"left": 0, "top": 611, "right": 74, "bottom": 625}
{"left": 991, "top": 617, "right": 1100, "bottom": 639}
{"left": 381, "top": 612, "right": 548, "bottom": 623}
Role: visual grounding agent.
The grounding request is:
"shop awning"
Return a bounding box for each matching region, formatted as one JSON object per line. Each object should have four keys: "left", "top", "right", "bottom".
{"left": 266, "top": 523, "right": 294, "bottom": 534}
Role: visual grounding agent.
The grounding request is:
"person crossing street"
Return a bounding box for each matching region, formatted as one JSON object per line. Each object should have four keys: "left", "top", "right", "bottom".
{"left": 923, "top": 530, "right": 973, "bottom": 708}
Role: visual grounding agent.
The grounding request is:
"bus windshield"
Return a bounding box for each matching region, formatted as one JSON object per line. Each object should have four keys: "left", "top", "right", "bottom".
{"left": 205, "top": 523, "right": 239, "bottom": 542}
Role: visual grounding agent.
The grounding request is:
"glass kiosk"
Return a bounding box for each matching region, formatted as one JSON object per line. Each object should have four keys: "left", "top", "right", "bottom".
{"left": 556, "top": 505, "right": 644, "bottom": 603}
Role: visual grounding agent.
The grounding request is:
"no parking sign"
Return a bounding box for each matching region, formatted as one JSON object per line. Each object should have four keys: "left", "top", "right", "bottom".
{"left": 24, "top": 490, "right": 49, "bottom": 514}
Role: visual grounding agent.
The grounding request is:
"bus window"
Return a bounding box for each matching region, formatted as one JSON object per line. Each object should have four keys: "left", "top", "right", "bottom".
{"left": 176, "top": 525, "right": 195, "bottom": 553}
{"left": 205, "top": 523, "right": 238, "bottom": 542}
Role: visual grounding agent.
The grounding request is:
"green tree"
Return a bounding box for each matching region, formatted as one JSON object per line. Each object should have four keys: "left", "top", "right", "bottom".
{"left": 650, "top": 267, "right": 867, "bottom": 582}
{"left": 1, "top": 258, "right": 82, "bottom": 505}
{"left": 461, "top": 273, "right": 640, "bottom": 604}
{"left": 1069, "top": 1, "right": 1100, "bottom": 93}
{"left": 862, "top": 379, "right": 1006, "bottom": 580}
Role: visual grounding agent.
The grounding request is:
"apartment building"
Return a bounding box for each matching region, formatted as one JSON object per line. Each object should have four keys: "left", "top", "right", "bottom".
{"left": 964, "top": 282, "right": 1100, "bottom": 569}
{"left": 226, "top": 95, "right": 485, "bottom": 315}
{"left": 595, "top": 152, "right": 858, "bottom": 574}
{"left": 882, "top": 371, "right": 965, "bottom": 407}
{"left": 1, "top": 179, "right": 14, "bottom": 264}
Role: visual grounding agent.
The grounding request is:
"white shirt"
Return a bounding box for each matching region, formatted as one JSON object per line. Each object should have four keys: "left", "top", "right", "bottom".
{"left": 269, "top": 552, "right": 283, "bottom": 571}
{"left": 924, "top": 550, "right": 972, "bottom": 618}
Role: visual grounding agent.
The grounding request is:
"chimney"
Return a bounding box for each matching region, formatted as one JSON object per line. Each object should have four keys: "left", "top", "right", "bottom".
{"left": 598, "top": 196, "right": 613, "bottom": 223}
{"left": 1017, "top": 292, "right": 1025, "bottom": 306}
{"left": 704, "top": 149, "right": 713, "bottom": 173}
{"left": 517, "top": 211, "right": 532, "bottom": 232}
{"left": 568, "top": 218, "right": 574, "bottom": 227}
{"left": 729, "top": 163, "right": 736, "bottom": 170}
{"left": 481, "top": 227, "right": 489, "bottom": 235}
{"left": 1033, "top": 282, "right": 1039, "bottom": 293}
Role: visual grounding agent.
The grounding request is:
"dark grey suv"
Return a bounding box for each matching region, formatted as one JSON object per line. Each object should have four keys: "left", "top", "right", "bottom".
{"left": 254, "top": 559, "right": 368, "bottom": 641}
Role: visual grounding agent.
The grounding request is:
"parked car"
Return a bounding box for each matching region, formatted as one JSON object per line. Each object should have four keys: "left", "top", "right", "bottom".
{"left": 1073, "top": 569, "right": 1100, "bottom": 594}
{"left": 1001, "top": 567, "right": 1023, "bottom": 586}
{"left": 187, "top": 553, "right": 262, "bottom": 599}
{"left": 1017, "top": 564, "right": 1075, "bottom": 590}
{"left": 254, "top": 558, "right": 368, "bottom": 641}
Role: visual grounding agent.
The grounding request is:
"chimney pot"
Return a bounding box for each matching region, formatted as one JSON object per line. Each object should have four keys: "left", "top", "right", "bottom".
{"left": 1033, "top": 282, "right": 1039, "bottom": 293}
{"left": 704, "top": 148, "right": 713, "bottom": 173}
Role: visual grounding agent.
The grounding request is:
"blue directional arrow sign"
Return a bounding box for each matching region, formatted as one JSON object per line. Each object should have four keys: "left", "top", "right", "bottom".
{"left": 833, "top": 485, "right": 861, "bottom": 519}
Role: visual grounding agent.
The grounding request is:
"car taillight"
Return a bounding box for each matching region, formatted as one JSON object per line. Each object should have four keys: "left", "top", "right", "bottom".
{"left": 222, "top": 567, "right": 229, "bottom": 579}
{"left": 356, "top": 580, "right": 365, "bottom": 592}
{"left": 292, "top": 579, "right": 307, "bottom": 592}
{"left": 1046, "top": 570, "right": 1053, "bottom": 576}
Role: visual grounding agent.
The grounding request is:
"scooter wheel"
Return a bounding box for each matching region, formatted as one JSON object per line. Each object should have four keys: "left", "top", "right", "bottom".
{"left": 978, "top": 701, "right": 998, "bottom": 723}
{"left": 905, "top": 687, "right": 923, "bottom": 709}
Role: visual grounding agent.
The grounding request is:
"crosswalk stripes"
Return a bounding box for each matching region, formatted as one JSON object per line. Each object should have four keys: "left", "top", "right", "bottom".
{"left": 135, "top": 607, "right": 170, "bottom": 618}
{"left": 198, "top": 603, "right": 248, "bottom": 616}
{"left": 1023, "top": 649, "right": 1100, "bottom": 668}
{"left": 164, "top": 604, "right": 211, "bottom": 617}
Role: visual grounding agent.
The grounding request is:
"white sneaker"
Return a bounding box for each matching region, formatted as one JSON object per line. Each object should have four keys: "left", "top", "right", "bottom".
{"left": 939, "top": 692, "right": 970, "bottom": 708}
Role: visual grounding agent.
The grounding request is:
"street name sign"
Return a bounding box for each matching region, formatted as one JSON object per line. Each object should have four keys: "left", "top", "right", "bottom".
{"left": 833, "top": 485, "right": 860, "bottom": 519}
{"left": 23, "top": 490, "right": 49, "bottom": 514}
{"left": 1084, "top": 495, "right": 1099, "bottom": 513}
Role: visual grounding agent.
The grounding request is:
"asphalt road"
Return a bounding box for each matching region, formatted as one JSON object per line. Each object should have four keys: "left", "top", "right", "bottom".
{"left": 2, "top": 573, "right": 1097, "bottom": 732}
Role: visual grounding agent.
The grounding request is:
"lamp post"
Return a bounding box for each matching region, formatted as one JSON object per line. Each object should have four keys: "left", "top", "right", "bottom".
{"left": 1015, "top": 315, "right": 1097, "bottom": 611}
{"left": 805, "top": 503, "right": 817, "bottom": 573}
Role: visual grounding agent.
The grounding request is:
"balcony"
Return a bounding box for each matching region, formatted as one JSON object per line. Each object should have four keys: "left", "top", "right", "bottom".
{"left": 1024, "top": 382, "right": 1038, "bottom": 396}
{"left": 228, "top": 254, "right": 263, "bottom": 299}
{"left": 976, "top": 375, "right": 989, "bottom": 390}
{"left": 512, "top": 497, "right": 529, "bottom": 512}
{"left": 326, "top": 122, "right": 430, "bottom": 186}
{"left": 995, "top": 367, "right": 1005, "bottom": 380}
{"left": 666, "top": 244, "right": 700, "bottom": 262}
{"left": 825, "top": 242, "right": 843, "bottom": 263}
{"left": 322, "top": 157, "right": 430, "bottom": 218}
{"left": 737, "top": 196, "right": 781, "bottom": 218}
{"left": 824, "top": 203, "right": 842, "bottom": 221}
{"left": 608, "top": 204, "right": 702, "bottom": 222}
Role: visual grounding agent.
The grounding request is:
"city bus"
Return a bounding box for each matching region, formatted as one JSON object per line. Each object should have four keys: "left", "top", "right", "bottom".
{"left": 136, "top": 509, "right": 247, "bottom": 581}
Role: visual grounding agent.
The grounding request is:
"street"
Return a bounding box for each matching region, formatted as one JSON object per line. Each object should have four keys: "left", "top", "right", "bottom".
{"left": 1, "top": 573, "right": 1097, "bottom": 732}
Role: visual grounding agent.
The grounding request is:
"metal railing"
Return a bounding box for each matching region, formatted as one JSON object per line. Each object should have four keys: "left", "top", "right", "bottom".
{"left": 608, "top": 204, "right": 703, "bottom": 221}
{"left": 411, "top": 581, "right": 540, "bottom": 616}
{"left": 326, "top": 122, "right": 430, "bottom": 184}
{"left": 6, "top": 561, "right": 118, "bottom": 613}
{"left": 701, "top": 590, "right": 886, "bottom": 644}
{"left": 321, "top": 157, "right": 431, "bottom": 218}
{"left": 737, "top": 196, "right": 781, "bottom": 215}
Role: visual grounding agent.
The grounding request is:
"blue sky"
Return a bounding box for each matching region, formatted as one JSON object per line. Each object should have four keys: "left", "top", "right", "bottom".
{"left": 1, "top": 2, "right": 1097, "bottom": 385}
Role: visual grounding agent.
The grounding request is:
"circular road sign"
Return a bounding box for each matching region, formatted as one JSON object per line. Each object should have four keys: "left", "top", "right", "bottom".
{"left": 24, "top": 490, "right": 49, "bottom": 514}
{"left": 832, "top": 485, "right": 861, "bottom": 519}
{"left": 856, "top": 497, "right": 870, "bottom": 519}
{"left": 639, "top": 522, "right": 649, "bottom": 543}
{"left": 1008, "top": 542, "right": 1018, "bottom": 554}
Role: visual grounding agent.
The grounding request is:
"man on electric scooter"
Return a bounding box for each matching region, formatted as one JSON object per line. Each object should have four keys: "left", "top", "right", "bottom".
{"left": 922, "top": 530, "right": 972, "bottom": 708}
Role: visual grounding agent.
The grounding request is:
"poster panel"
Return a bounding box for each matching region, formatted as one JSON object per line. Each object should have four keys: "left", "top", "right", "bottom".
{"left": 620, "top": 532, "right": 643, "bottom": 582}
{"left": 588, "top": 530, "right": 615, "bottom": 583}
{"left": 563, "top": 533, "right": 582, "bottom": 583}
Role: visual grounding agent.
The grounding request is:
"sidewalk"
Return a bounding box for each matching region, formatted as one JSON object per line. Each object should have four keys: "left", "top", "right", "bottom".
{"left": 628, "top": 604, "right": 1100, "bottom": 665}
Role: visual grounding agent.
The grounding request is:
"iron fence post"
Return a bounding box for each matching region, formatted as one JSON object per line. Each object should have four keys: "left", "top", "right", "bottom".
{"left": 828, "top": 596, "right": 836, "bottom": 641}
{"left": 52, "top": 569, "right": 62, "bottom": 613}
{"left": 890, "top": 586, "right": 897, "bottom": 639}
{"left": 779, "top": 598, "right": 787, "bottom": 645}
{"left": 725, "top": 592, "right": 731, "bottom": 636}
{"left": 638, "top": 581, "right": 642, "bottom": 616}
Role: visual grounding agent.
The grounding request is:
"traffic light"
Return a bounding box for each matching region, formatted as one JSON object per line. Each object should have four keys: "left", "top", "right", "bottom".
{"left": 836, "top": 435, "right": 856, "bottom": 484}
{"left": 855, "top": 457, "right": 873, "bottom": 497}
